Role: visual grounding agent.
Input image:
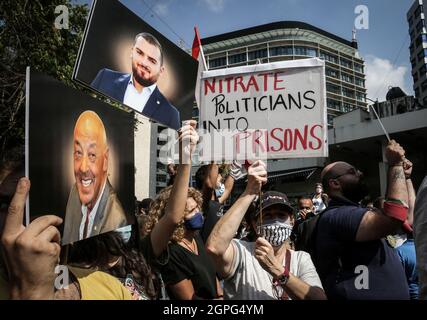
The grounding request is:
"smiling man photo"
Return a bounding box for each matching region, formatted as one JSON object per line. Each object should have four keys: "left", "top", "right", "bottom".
{"left": 91, "top": 32, "right": 180, "bottom": 130}
{"left": 62, "top": 110, "right": 129, "bottom": 244}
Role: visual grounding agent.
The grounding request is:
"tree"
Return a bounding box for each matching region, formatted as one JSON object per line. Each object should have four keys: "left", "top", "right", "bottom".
{"left": 0, "top": 0, "right": 88, "bottom": 162}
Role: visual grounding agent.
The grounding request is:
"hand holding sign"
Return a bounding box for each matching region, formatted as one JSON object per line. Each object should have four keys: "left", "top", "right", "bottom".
{"left": 385, "top": 140, "right": 406, "bottom": 166}
{"left": 244, "top": 160, "right": 267, "bottom": 196}
{"left": 1, "top": 178, "right": 62, "bottom": 300}
{"left": 178, "top": 120, "right": 199, "bottom": 164}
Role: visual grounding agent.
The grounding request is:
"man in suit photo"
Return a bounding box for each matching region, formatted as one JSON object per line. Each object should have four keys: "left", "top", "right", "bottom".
{"left": 62, "top": 111, "right": 131, "bottom": 244}
{"left": 91, "top": 32, "right": 180, "bottom": 130}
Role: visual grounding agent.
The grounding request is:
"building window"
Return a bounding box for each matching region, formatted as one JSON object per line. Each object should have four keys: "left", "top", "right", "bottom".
{"left": 156, "top": 175, "right": 167, "bottom": 183}
{"left": 354, "top": 63, "right": 364, "bottom": 73}
{"left": 209, "top": 56, "right": 226, "bottom": 68}
{"left": 408, "top": 16, "right": 414, "bottom": 27}
{"left": 269, "top": 46, "right": 293, "bottom": 56}
{"left": 411, "top": 58, "right": 417, "bottom": 69}
{"left": 342, "top": 102, "right": 353, "bottom": 112}
{"left": 320, "top": 51, "right": 338, "bottom": 64}
{"left": 420, "top": 65, "right": 427, "bottom": 75}
{"left": 327, "top": 98, "right": 341, "bottom": 110}
{"left": 416, "top": 20, "right": 424, "bottom": 33}
{"left": 228, "top": 52, "right": 246, "bottom": 64}
{"left": 356, "top": 92, "right": 365, "bottom": 102}
{"left": 422, "top": 79, "right": 427, "bottom": 92}
{"left": 355, "top": 77, "right": 365, "bottom": 87}
{"left": 415, "top": 87, "right": 420, "bottom": 97}
{"left": 414, "top": 71, "right": 419, "bottom": 83}
{"left": 248, "top": 48, "right": 267, "bottom": 60}
{"left": 341, "top": 72, "right": 354, "bottom": 84}
{"left": 294, "top": 46, "right": 317, "bottom": 57}
{"left": 340, "top": 57, "right": 352, "bottom": 69}
{"left": 342, "top": 87, "right": 354, "bottom": 98}
{"left": 417, "top": 48, "right": 427, "bottom": 61}
{"left": 415, "top": 5, "right": 423, "bottom": 18}
{"left": 326, "top": 83, "right": 341, "bottom": 95}
{"left": 326, "top": 67, "right": 338, "bottom": 78}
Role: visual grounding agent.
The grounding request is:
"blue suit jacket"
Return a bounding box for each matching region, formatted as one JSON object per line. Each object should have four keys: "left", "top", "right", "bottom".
{"left": 91, "top": 68, "right": 180, "bottom": 130}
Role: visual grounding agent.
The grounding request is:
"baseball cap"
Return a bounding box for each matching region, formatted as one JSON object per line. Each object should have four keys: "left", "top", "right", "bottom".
{"left": 253, "top": 191, "right": 294, "bottom": 218}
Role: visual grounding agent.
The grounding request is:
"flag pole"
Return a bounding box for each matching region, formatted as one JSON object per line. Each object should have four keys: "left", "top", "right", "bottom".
{"left": 368, "top": 98, "right": 391, "bottom": 142}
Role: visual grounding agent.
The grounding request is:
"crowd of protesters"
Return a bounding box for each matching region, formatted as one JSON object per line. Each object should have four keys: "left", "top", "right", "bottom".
{"left": 0, "top": 121, "right": 426, "bottom": 300}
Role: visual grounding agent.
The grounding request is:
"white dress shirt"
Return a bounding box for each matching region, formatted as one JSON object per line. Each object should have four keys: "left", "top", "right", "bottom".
{"left": 79, "top": 179, "right": 107, "bottom": 240}
{"left": 123, "top": 76, "right": 157, "bottom": 113}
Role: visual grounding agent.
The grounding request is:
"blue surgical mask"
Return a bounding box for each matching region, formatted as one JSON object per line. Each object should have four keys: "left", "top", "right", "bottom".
{"left": 184, "top": 212, "right": 204, "bottom": 230}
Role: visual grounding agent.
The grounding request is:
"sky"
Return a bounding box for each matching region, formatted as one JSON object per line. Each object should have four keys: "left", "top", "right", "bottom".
{"left": 79, "top": 0, "right": 416, "bottom": 101}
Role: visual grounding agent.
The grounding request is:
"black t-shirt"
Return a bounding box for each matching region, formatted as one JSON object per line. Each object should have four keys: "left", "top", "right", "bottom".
{"left": 314, "top": 197, "right": 409, "bottom": 300}
{"left": 159, "top": 233, "right": 218, "bottom": 299}
{"left": 201, "top": 200, "right": 224, "bottom": 243}
{"left": 139, "top": 233, "right": 168, "bottom": 268}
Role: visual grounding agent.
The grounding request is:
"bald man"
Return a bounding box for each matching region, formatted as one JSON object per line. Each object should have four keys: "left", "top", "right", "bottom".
{"left": 312, "top": 140, "right": 411, "bottom": 299}
{"left": 62, "top": 111, "right": 129, "bottom": 245}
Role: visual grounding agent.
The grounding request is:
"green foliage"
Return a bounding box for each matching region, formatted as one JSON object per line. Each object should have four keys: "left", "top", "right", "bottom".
{"left": 0, "top": 0, "right": 88, "bottom": 160}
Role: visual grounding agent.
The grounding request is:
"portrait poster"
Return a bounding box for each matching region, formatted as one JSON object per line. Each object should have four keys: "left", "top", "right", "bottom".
{"left": 73, "top": 0, "right": 198, "bottom": 131}
{"left": 25, "top": 69, "right": 135, "bottom": 245}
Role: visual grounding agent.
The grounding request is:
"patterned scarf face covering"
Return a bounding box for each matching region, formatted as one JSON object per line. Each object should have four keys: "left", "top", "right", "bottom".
{"left": 257, "top": 219, "right": 293, "bottom": 247}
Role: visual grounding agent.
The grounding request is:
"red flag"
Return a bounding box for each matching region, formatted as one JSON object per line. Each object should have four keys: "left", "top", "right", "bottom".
{"left": 192, "top": 27, "right": 202, "bottom": 60}
{"left": 192, "top": 26, "right": 207, "bottom": 108}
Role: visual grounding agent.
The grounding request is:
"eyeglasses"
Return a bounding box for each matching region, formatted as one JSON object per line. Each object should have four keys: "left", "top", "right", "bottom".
{"left": 331, "top": 167, "right": 361, "bottom": 180}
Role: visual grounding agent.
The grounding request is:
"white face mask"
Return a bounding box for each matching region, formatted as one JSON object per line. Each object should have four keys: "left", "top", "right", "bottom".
{"left": 257, "top": 219, "right": 293, "bottom": 247}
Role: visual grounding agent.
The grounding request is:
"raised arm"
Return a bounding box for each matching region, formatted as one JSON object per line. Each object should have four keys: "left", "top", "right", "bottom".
{"left": 404, "top": 159, "right": 415, "bottom": 226}
{"left": 150, "top": 121, "right": 198, "bottom": 257}
{"left": 218, "top": 174, "right": 234, "bottom": 204}
{"left": 356, "top": 140, "right": 409, "bottom": 241}
{"left": 206, "top": 160, "right": 267, "bottom": 278}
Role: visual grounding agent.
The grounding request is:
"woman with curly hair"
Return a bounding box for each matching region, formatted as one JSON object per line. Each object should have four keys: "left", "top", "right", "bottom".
{"left": 144, "top": 184, "right": 223, "bottom": 300}
{"left": 144, "top": 123, "right": 223, "bottom": 299}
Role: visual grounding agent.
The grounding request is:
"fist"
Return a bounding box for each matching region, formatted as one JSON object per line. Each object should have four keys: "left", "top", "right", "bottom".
{"left": 178, "top": 120, "right": 199, "bottom": 164}
{"left": 245, "top": 160, "right": 267, "bottom": 195}
{"left": 385, "top": 140, "right": 405, "bottom": 166}
{"left": 403, "top": 159, "right": 413, "bottom": 179}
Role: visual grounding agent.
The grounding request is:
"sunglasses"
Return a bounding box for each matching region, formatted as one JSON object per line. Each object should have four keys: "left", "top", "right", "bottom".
{"left": 331, "top": 167, "right": 361, "bottom": 180}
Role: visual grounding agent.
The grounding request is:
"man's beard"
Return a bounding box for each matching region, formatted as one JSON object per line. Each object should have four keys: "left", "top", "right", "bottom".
{"left": 341, "top": 179, "right": 369, "bottom": 204}
{"left": 132, "top": 64, "right": 157, "bottom": 87}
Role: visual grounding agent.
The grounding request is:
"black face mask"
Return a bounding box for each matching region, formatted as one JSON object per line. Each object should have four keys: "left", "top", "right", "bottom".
{"left": 341, "top": 178, "right": 369, "bottom": 204}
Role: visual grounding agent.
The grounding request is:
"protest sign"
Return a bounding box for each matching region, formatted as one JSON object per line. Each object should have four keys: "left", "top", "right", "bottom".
{"left": 198, "top": 58, "right": 328, "bottom": 162}
{"left": 26, "top": 69, "right": 135, "bottom": 245}
{"left": 73, "top": 0, "right": 197, "bottom": 131}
